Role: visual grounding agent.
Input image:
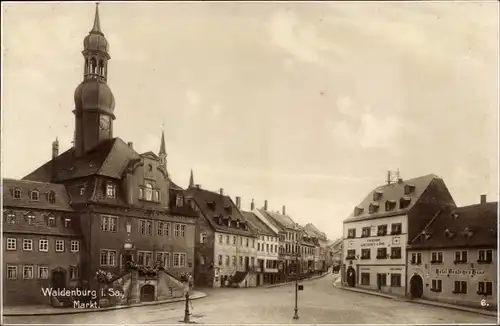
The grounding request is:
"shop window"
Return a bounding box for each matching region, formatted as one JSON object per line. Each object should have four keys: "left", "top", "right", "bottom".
{"left": 361, "top": 273, "right": 370, "bottom": 285}
{"left": 390, "top": 273, "right": 401, "bottom": 287}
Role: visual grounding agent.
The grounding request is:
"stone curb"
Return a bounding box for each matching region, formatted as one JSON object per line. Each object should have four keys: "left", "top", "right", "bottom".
{"left": 3, "top": 291, "right": 208, "bottom": 317}
{"left": 338, "top": 286, "right": 497, "bottom": 318}
{"left": 265, "top": 273, "right": 330, "bottom": 289}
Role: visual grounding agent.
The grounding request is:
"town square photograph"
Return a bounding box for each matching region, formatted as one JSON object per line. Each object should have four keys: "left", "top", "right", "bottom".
{"left": 1, "top": 1, "right": 498, "bottom": 325}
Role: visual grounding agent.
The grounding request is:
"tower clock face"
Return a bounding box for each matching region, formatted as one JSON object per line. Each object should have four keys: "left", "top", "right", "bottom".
{"left": 99, "top": 115, "right": 110, "bottom": 130}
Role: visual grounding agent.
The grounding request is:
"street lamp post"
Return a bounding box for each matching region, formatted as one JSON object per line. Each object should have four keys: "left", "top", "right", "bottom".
{"left": 183, "top": 291, "right": 190, "bottom": 323}
{"left": 293, "top": 239, "right": 300, "bottom": 320}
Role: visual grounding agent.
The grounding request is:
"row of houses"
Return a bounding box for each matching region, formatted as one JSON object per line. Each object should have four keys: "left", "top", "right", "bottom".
{"left": 2, "top": 5, "right": 332, "bottom": 307}
{"left": 341, "top": 173, "right": 498, "bottom": 310}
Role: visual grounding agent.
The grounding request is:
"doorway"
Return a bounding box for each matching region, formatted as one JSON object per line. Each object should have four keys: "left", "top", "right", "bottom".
{"left": 410, "top": 274, "right": 424, "bottom": 298}
{"left": 376, "top": 273, "right": 386, "bottom": 291}
{"left": 346, "top": 266, "right": 356, "bottom": 287}
{"left": 140, "top": 285, "right": 155, "bottom": 302}
{"left": 51, "top": 269, "right": 66, "bottom": 290}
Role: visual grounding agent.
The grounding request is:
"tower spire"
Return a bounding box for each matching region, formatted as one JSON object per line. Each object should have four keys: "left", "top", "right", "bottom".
{"left": 91, "top": 3, "right": 102, "bottom": 34}
{"left": 189, "top": 169, "right": 194, "bottom": 188}
{"left": 159, "top": 129, "right": 167, "bottom": 171}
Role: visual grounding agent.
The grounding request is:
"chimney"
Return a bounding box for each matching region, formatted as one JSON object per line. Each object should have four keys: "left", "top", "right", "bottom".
{"left": 52, "top": 138, "right": 59, "bottom": 159}
{"left": 282, "top": 205, "right": 286, "bottom": 216}
{"left": 251, "top": 199, "right": 255, "bottom": 210}
{"left": 220, "top": 188, "right": 224, "bottom": 196}
{"left": 235, "top": 196, "right": 241, "bottom": 209}
{"left": 480, "top": 194, "right": 487, "bottom": 204}
{"left": 195, "top": 184, "right": 201, "bottom": 189}
{"left": 264, "top": 200, "right": 268, "bottom": 210}
{"left": 127, "top": 142, "right": 133, "bottom": 149}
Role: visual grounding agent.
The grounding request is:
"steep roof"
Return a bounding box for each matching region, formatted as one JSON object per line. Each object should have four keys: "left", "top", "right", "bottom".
{"left": 304, "top": 223, "right": 327, "bottom": 240}
{"left": 3, "top": 178, "right": 74, "bottom": 212}
{"left": 409, "top": 202, "right": 498, "bottom": 249}
{"left": 256, "top": 209, "right": 286, "bottom": 232}
{"left": 343, "top": 174, "right": 440, "bottom": 223}
{"left": 265, "top": 210, "right": 297, "bottom": 230}
{"left": 23, "top": 138, "right": 139, "bottom": 182}
{"left": 186, "top": 186, "right": 255, "bottom": 237}
{"left": 241, "top": 211, "right": 277, "bottom": 237}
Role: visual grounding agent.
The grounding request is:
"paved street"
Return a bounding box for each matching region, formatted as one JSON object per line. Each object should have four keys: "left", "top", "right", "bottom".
{"left": 4, "top": 273, "right": 497, "bottom": 324}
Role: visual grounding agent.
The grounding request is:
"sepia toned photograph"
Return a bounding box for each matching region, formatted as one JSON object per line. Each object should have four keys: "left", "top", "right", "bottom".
{"left": 1, "top": 1, "right": 498, "bottom": 325}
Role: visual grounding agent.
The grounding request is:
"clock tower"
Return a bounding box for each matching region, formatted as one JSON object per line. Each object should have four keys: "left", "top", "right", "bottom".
{"left": 73, "top": 3, "right": 115, "bottom": 157}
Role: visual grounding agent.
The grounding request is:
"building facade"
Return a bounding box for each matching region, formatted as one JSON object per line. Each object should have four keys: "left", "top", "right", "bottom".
{"left": 4, "top": 5, "right": 197, "bottom": 306}
{"left": 186, "top": 184, "right": 258, "bottom": 288}
{"left": 407, "top": 197, "right": 497, "bottom": 309}
{"left": 342, "top": 174, "right": 456, "bottom": 297}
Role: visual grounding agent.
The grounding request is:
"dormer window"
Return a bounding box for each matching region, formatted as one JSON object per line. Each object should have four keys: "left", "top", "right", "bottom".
{"left": 444, "top": 229, "right": 455, "bottom": 238}
{"left": 175, "top": 195, "right": 184, "bottom": 207}
{"left": 404, "top": 184, "right": 415, "bottom": 195}
{"left": 373, "top": 191, "right": 383, "bottom": 201}
{"left": 368, "top": 203, "right": 379, "bottom": 214}
{"left": 6, "top": 211, "right": 16, "bottom": 224}
{"left": 354, "top": 207, "right": 364, "bottom": 216}
{"left": 79, "top": 186, "right": 85, "bottom": 196}
{"left": 207, "top": 201, "right": 216, "bottom": 211}
{"left": 385, "top": 200, "right": 396, "bottom": 211}
{"left": 462, "top": 227, "right": 474, "bottom": 238}
{"left": 399, "top": 197, "right": 412, "bottom": 209}
{"left": 218, "top": 217, "right": 222, "bottom": 225}
{"left": 30, "top": 190, "right": 39, "bottom": 201}
{"left": 47, "top": 191, "right": 56, "bottom": 204}
{"left": 64, "top": 218, "right": 71, "bottom": 228}
{"left": 225, "top": 205, "right": 232, "bottom": 214}
{"left": 451, "top": 212, "right": 459, "bottom": 219}
{"left": 153, "top": 190, "right": 160, "bottom": 202}
{"left": 144, "top": 183, "right": 153, "bottom": 201}
{"left": 236, "top": 220, "right": 240, "bottom": 228}
{"left": 106, "top": 184, "right": 116, "bottom": 199}
{"left": 47, "top": 215, "right": 56, "bottom": 227}
{"left": 25, "top": 212, "right": 35, "bottom": 225}
{"left": 13, "top": 188, "right": 21, "bottom": 199}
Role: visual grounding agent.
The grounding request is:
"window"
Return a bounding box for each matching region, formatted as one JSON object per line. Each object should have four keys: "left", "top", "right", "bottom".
{"left": 478, "top": 249, "right": 493, "bottom": 263}
{"left": 232, "top": 236, "right": 236, "bottom": 245}
{"left": 252, "top": 239, "right": 255, "bottom": 248}
{"left": 454, "top": 250, "right": 468, "bottom": 263}
{"left": 144, "top": 184, "right": 153, "bottom": 201}
{"left": 48, "top": 191, "right": 56, "bottom": 203}
{"left": 347, "top": 228, "right": 356, "bottom": 238}
{"left": 139, "top": 220, "right": 153, "bottom": 235}
{"left": 70, "top": 266, "right": 79, "bottom": 280}
{"left": 48, "top": 216, "right": 55, "bottom": 227}
{"left": 391, "top": 247, "right": 402, "bottom": 259}
{"left": 38, "top": 266, "right": 49, "bottom": 279}
{"left": 174, "top": 224, "right": 185, "bottom": 237}
{"left": 431, "top": 251, "right": 443, "bottom": 264}
{"left": 13, "top": 188, "right": 21, "bottom": 199}
{"left": 163, "top": 222, "right": 170, "bottom": 236}
{"left": 240, "top": 237, "right": 243, "bottom": 245}
{"left": 26, "top": 213, "right": 35, "bottom": 225}
{"left": 30, "top": 190, "right": 39, "bottom": 201}
{"left": 266, "top": 244, "right": 269, "bottom": 252}
{"left": 378, "top": 273, "right": 387, "bottom": 286}
{"left": 232, "top": 256, "right": 236, "bottom": 266}
{"left": 377, "top": 225, "right": 387, "bottom": 236}
{"left": 139, "top": 188, "right": 144, "bottom": 200}
{"left": 431, "top": 279, "right": 442, "bottom": 292}
{"left": 6, "top": 212, "right": 16, "bottom": 224}
{"left": 361, "top": 249, "right": 371, "bottom": 259}
{"left": 361, "top": 273, "right": 370, "bottom": 285}
{"left": 23, "top": 239, "right": 33, "bottom": 251}
{"left": 176, "top": 195, "right": 184, "bottom": 207}
{"left": 391, "top": 223, "right": 402, "bottom": 235}
{"left": 39, "top": 239, "right": 49, "bottom": 252}
{"left": 239, "top": 256, "right": 243, "bottom": 266}
{"left": 411, "top": 252, "right": 422, "bottom": 264}
{"left": 6, "top": 238, "right": 16, "bottom": 250}
{"left": 218, "top": 255, "right": 222, "bottom": 265}
{"left": 225, "top": 255, "right": 230, "bottom": 266}
{"left": 225, "top": 235, "right": 230, "bottom": 244}
{"left": 101, "top": 215, "right": 118, "bottom": 232}
{"left": 70, "top": 240, "right": 79, "bottom": 252}
{"left": 7, "top": 265, "right": 17, "bottom": 279}
{"left": 200, "top": 255, "right": 206, "bottom": 265}
{"left": 79, "top": 186, "right": 85, "bottom": 196}
{"left": 23, "top": 265, "right": 34, "bottom": 279}
{"left": 55, "top": 240, "right": 65, "bottom": 252}
{"left": 346, "top": 249, "right": 356, "bottom": 259}
{"left": 200, "top": 233, "right": 207, "bottom": 243}
{"left": 100, "top": 250, "right": 117, "bottom": 267}
{"left": 377, "top": 248, "right": 387, "bottom": 259}
{"left": 156, "top": 252, "right": 170, "bottom": 267}
{"left": 158, "top": 221, "right": 164, "bottom": 236}
{"left": 368, "top": 203, "right": 379, "bottom": 214}
{"left": 361, "top": 227, "right": 371, "bottom": 237}
{"left": 453, "top": 281, "right": 467, "bottom": 294}
{"left": 180, "top": 224, "right": 186, "bottom": 237}
{"left": 390, "top": 273, "right": 401, "bottom": 287}
{"left": 106, "top": 184, "right": 116, "bottom": 198}
{"left": 173, "top": 253, "right": 186, "bottom": 268}
{"left": 478, "top": 281, "right": 493, "bottom": 295}
{"left": 246, "top": 238, "right": 249, "bottom": 247}
{"left": 219, "top": 235, "right": 223, "bottom": 244}
{"left": 153, "top": 190, "right": 160, "bottom": 202}
{"left": 64, "top": 218, "right": 71, "bottom": 228}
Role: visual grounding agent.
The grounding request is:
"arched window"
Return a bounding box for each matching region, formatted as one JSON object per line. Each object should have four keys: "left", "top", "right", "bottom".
{"left": 85, "top": 59, "right": 89, "bottom": 74}
{"left": 30, "top": 190, "right": 39, "bottom": 201}
{"left": 48, "top": 191, "right": 56, "bottom": 204}
{"left": 144, "top": 184, "right": 153, "bottom": 201}
{"left": 99, "top": 60, "right": 104, "bottom": 76}
{"left": 91, "top": 58, "right": 97, "bottom": 74}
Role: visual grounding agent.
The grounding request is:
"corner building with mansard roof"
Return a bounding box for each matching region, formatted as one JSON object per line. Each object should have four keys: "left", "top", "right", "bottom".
{"left": 3, "top": 4, "right": 197, "bottom": 306}
{"left": 341, "top": 174, "right": 456, "bottom": 297}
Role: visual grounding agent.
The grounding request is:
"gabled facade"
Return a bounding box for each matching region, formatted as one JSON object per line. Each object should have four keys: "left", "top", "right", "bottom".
{"left": 4, "top": 5, "right": 197, "bottom": 306}
{"left": 342, "top": 174, "right": 456, "bottom": 297}
{"left": 186, "top": 184, "right": 258, "bottom": 288}
{"left": 407, "top": 196, "right": 497, "bottom": 309}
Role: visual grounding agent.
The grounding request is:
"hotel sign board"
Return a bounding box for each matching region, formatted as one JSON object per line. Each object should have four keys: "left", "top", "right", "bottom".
{"left": 435, "top": 268, "right": 485, "bottom": 277}
{"left": 360, "top": 239, "right": 386, "bottom": 248}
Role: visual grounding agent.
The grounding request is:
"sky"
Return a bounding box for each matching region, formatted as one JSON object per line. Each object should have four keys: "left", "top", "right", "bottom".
{"left": 2, "top": 1, "right": 498, "bottom": 239}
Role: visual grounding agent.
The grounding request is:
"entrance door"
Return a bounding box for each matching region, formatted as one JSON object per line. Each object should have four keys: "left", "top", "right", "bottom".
{"left": 256, "top": 274, "right": 261, "bottom": 286}
{"left": 376, "top": 273, "right": 386, "bottom": 291}
{"left": 410, "top": 275, "right": 424, "bottom": 298}
{"left": 140, "top": 285, "right": 155, "bottom": 302}
{"left": 346, "top": 266, "right": 356, "bottom": 287}
{"left": 52, "top": 270, "right": 66, "bottom": 290}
